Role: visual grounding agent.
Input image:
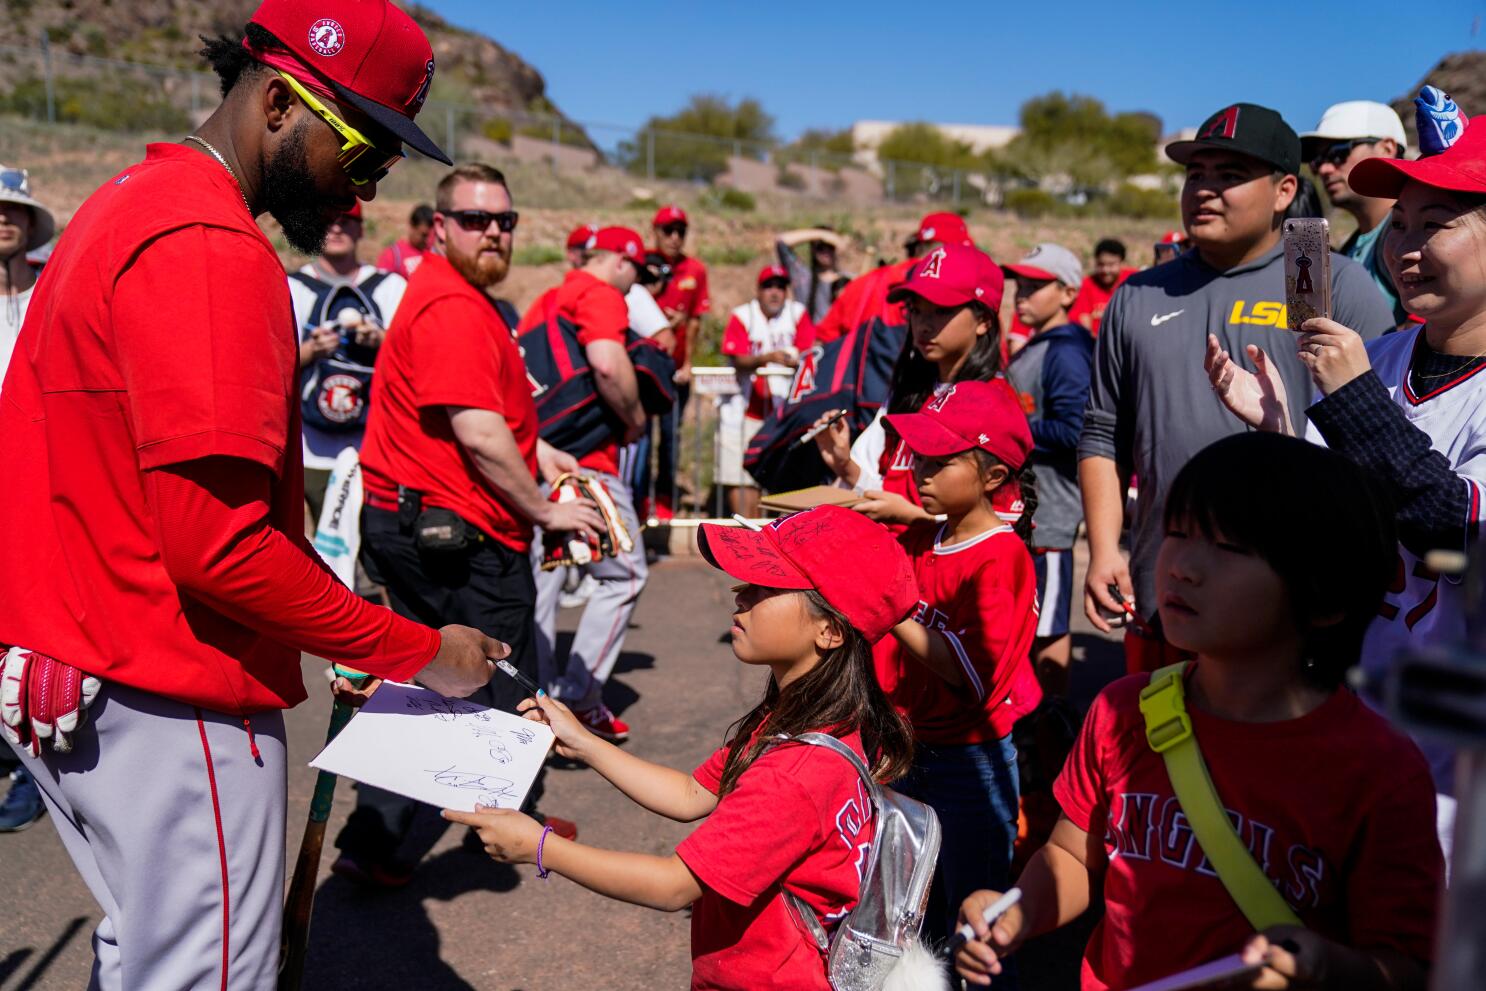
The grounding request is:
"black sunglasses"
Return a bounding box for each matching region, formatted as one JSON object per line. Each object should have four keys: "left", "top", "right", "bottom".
{"left": 759, "top": 278, "right": 790, "bottom": 291}
{"left": 445, "top": 209, "right": 519, "bottom": 233}
{"left": 659, "top": 223, "right": 687, "bottom": 237}
{"left": 1309, "top": 137, "right": 1381, "bottom": 171}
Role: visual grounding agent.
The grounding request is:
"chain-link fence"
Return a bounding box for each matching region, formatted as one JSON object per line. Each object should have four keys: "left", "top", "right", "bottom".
{"left": 0, "top": 40, "right": 1012, "bottom": 209}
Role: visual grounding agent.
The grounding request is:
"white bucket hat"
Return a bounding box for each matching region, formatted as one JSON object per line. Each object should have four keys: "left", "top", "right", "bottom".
{"left": 0, "top": 165, "right": 57, "bottom": 252}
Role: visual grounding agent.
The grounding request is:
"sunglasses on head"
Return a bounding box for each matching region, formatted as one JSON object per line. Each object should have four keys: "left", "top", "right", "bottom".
{"left": 278, "top": 72, "right": 403, "bottom": 186}
{"left": 445, "top": 209, "right": 520, "bottom": 233}
{"left": 659, "top": 223, "right": 687, "bottom": 237}
{"left": 1309, "top": 137, "right": 1380, "bottom": 172}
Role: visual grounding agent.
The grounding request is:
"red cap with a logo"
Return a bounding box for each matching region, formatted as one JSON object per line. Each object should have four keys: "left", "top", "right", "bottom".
{"left": 887, "top": 244, "right": 1005, "bottom": 310}
{"left": 756, "top": 264, "right": 789, "bottom": 286}
{"left": 906, "top": 211, "right": 973, "bottom": 249}
{"left": 590, "top": 226, "right": 648, "bottom": 267}
{"left": 653, "top": 205, "right": 689, "bottom": 228}
{"left": 885, "top": 380, "right": 1033, "bottom": 470}
{"left": 1349, "top": 114, "right": 1486, "bottom": 198}
{"left": 246, "top": 0, "right": 450, "bottom": 164}
{"left": 566, "top": 223, "right": 598, "bottom": 250}
{"left": 698, "top": 507, "right": 918, "bottom": 643}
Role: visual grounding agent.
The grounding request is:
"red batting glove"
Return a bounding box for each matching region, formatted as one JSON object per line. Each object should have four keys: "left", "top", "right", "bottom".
{"left": 1, "top": 647, "right": 102, "bottom": 757}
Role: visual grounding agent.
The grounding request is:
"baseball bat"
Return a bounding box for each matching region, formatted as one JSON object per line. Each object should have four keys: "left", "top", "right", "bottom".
{"left": 278, "top": 665, "right": 370, "bottom": 991}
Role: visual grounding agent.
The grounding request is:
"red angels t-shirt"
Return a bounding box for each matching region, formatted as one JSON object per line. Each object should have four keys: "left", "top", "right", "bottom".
{"left": 1067, "top": 269, "right": 1135, "bottom": 336}
{"left": 1055, "top": 672, "right": 1442, "bottom": 991}
{"left": 814, "top": 259, "right": 913, "bottom": 344}
{"left": 518, "top": 269, "right": 630, "bottom": 477}
{"left": 874, "top": 523, "right": 1041, "bottom": 744}
{"left": 652, "top": 254, "right": 710, "bottom": 367}
{"left": 721, "top": 302, "right": 816, "bottom": 419}
{"left": 359, "top": 253, "right": 539, "bottom": 552}
{"left": 678, "top": 731, "right": 876, "bottom": 991}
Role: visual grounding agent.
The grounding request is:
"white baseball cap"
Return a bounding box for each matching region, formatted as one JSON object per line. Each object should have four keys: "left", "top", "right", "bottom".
{"left": 1300, "top": 101, "right": 1408, "bottom": 158}
{"left": 1003, "top": 243, "right": 1083, "bottom": 289}
{"left": 0, "top": 165, "right": 56, "bottom": 252}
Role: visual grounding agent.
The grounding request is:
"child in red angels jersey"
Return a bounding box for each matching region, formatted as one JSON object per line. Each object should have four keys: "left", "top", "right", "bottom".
{"left": 445, "top": 507, "right": 917, "bottom": 991}
{"left": 874, "top": 379, "right": 1042, "bottom": 949}
{"left": 954, "top": 432, "right": 1442, "bottom": 991}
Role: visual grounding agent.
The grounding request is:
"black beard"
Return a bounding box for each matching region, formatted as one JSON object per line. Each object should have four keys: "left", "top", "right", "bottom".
{"left": 260, "top": 123, "right": 333, "bottom": 255}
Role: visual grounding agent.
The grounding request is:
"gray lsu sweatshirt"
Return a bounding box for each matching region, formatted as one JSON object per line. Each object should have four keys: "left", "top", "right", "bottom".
{"left": 1077, "top": 242, "right": 1396, "bottom": 621}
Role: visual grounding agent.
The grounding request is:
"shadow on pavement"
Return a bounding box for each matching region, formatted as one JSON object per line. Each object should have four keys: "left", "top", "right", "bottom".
{"left": 302, "top": 847, "right": 520, "bottom": 990}
{"left": 8, "top": 916, "right": 87, "bottom": 991}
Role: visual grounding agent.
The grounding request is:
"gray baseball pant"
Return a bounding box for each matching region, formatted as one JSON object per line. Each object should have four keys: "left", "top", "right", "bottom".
{"left": 15, "top": 679, "right": 286, "bottom": 991}
{"left": 531, "top": 472, "right": 649, "bottom": 711}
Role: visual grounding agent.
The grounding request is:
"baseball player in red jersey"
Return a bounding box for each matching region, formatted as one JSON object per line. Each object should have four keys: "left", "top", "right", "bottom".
{"left": 0, "top": 3, "right": 500, "bottom": 986}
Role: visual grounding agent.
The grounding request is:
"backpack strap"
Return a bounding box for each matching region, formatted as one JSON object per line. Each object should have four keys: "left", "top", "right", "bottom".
{"left": 1140, "top": 662, "right": 1303, "bottom": 931}
{"left": 544, "top": 292, "right": 577, "bottom": 379}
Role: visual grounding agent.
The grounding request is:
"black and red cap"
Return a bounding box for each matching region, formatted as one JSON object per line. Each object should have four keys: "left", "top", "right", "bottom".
{"left": 246, "top": 0, "right": 451, "bottom": 164}
{"left": 1165, "top": 103, "right": 1300, "bottom": 176}
{"left": 698, "top": 507, "right": 918, "bottom": 643}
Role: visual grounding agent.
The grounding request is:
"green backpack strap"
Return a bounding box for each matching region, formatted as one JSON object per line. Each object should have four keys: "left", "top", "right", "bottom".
{"left": 1139, "top": 661, "right": 1303, "bottom": 931}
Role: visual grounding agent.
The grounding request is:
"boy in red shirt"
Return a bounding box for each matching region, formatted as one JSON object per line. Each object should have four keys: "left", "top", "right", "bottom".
{"left": 446, "top": 506, "right": 918, "bottom": 991}
{"left": 519, "top": 228, "right": 650, "bottom": 742}
{"left": 374, "top": 203, "right": 433, "bottom": 278}
{"left": 875, "top": 380, "right": 1042, "bottom": 946}
{"left": 955, "top": 434, "right": 1441, "bottom": 990}
{"left": 1067, "top": 238, "right": 1136, "bottom": 336}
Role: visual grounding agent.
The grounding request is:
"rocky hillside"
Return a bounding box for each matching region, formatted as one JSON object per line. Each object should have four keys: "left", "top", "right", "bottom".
{"left": 1392, "top": 51, "right": 1486, "bottom": 149}
{"left": 0, "top": 0, "right": 585, "bottom": 137}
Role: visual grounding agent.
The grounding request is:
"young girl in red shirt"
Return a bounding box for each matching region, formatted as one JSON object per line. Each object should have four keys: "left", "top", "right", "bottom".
{"left": 954, "top": 433, "right": 1443, "bottom": 990}
{"left": 445, "top": 506, "right": 917, "bottom": 991}
{"left": 873, "top": 379, "right": 1043, "bottom": 948}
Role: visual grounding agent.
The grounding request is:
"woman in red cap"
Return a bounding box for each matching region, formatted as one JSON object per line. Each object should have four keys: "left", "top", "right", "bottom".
{"left": 1204, "top": 108, "right": 1486, "bottom": 861}
{"left": 445, "top": 507, "right": 917, "bottom": 991}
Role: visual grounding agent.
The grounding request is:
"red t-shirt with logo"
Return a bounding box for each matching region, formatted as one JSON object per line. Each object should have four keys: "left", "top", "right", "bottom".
{"left": 874, "top": 522, "right": 1041, "bottom": 744}
{"left": 652, "top": 254, "right": 710, "bottom": 367}
{"left": 677, "top": 731, "right": 875, "bottom": 990}
{"left": 815, "top": 259, "right": 914, "bottom": 344}
{"left": 375, "top": 237, "right": 427, "bottom": 279}
{"left": 1054, "top": 672, "right": 1442, "bottom": 991}
{"left": 1068, "top": 269, "right": 1136, "bottom": 336}
{"left": 360, "top": 253, "right": 539, "bottom": 552}
{"left": 0, "top": 144, "right": 436, "bottom": 713}
{"left": 518, "top": 269, "right": 631, "bottom": 477}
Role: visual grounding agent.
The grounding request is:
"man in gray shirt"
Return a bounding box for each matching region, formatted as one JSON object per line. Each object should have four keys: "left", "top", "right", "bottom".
{"left": 1078, "top": 103, "right": 1395, "bottom": 669}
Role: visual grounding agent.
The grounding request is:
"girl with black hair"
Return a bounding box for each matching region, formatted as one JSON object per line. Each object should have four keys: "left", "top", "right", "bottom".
{"left": 814, "top": 243, "right": 1022, "bottom": 529}
{"left": 955, "top": 432, "right": 1442, "bottom": 991}
{"left": 446, "top": 506, "right": 916, "bottom": 991}
{"left": 873, "top": 379, "right": 1044, "bottom": 949}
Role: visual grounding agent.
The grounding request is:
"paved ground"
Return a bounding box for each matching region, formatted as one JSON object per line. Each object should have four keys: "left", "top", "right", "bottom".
{"left": 0, "top": 550, "right": 1124, "bottom": 990}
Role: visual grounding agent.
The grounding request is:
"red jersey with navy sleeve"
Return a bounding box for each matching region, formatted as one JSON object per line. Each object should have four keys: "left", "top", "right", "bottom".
{"left": 873, "top": 522, "right": 1041, "bottom": 744}
{"left": 677, "top": 730, "right": 875, "bottom": 990}
{"left": 518, "top": 269, "right": 630, "bottom": 477}
{"left": 1054, "top": 672, "right": 1442, "bottom": 991}
{"left": 653, "top": 254, "right": 710, "bottom": 367}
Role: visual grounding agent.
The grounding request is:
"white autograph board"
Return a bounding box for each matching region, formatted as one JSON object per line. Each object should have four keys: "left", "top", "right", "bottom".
{"left": 311, "top": 682, "right": 554, "bottom": 812}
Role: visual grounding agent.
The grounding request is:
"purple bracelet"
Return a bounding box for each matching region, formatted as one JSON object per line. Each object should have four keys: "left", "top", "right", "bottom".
{"left": 535, "top": 824, "right": 554, "bottom": 879}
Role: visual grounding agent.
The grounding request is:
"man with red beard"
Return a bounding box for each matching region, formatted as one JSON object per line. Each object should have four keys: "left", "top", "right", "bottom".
{"left": 345, "top": 163, "right": 602, "bottom": 882}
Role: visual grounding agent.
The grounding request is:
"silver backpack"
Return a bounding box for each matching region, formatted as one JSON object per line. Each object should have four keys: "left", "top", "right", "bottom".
{"left": 775, "top": 733, "right": 942, "bottom": 991}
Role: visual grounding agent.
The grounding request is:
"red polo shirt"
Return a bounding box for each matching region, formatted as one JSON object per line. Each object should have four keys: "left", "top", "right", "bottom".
{"left": 652, "top": 253, "right": 710, "bottom": 367}
{"left": 360, "top": 253, "right": 540, "bottom": 552}
{"left": 519, "top": 269, "right": 629, "bottom": 477}
{"left": 0, "top": 144, "right": 437, "bottom": 714}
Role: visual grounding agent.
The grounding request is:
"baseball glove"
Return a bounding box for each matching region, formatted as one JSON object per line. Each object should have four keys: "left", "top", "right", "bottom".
{"left": 539, "top": 473, "right": 635, "bottom": 571}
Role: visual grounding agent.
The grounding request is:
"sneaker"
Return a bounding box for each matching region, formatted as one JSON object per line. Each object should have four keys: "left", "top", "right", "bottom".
{"left": 559, "top": 573, "right": 598, "bottom": 609}
{"left": 651, "top": 495, "right": 675, "bottom": 524}
{"left": 0, "top": 769, "right": 46, "bottom": 833}
{"left": 574, "top": 704, "right": 630, "bottom": 743}
{"left": 541, "top": 815, "right": 579, "bottom": 841}
{"left": 330, "top": 852, "right": 413, "bottom": 888}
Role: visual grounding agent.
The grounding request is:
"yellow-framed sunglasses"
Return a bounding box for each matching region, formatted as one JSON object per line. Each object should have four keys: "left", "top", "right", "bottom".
{"left": 278, "top": 71, "right": 403, "bottom": 186}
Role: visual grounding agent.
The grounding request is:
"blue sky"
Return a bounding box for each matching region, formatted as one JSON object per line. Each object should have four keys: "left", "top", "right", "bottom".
{"left": 431, "top": 0, "right": 1482, "bottom": 143}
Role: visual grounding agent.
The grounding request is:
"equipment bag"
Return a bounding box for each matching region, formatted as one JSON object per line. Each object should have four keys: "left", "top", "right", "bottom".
{"left": 743, "top": 267, "right": 906, "bottom": 492}
{"left": 772, "top": 733, "right": 941, "bottom": 991}
{"left": 1140, "top": 662, "right": 1304, "bottom": 931}
{"left": 520, "top": 293, "right": 677, "bottom": 459}
{"left": 291, "top": 271, "right": 391, "bottom": 433}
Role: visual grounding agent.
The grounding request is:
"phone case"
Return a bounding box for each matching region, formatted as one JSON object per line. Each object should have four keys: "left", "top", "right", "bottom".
{"left": 1282, "top": 218, "right": 1332, "bottom": 331}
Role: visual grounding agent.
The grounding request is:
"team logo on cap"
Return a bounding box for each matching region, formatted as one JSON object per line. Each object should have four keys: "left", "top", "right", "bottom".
{"left": 926, "top": 384, "right": 955, "bottom": 411}
{"left": 1199, "top": 105, "right": 1240, "bottom": 140}
{"left": 308, "top": 19, "right": 346, "bottom": 57}
{"left": 919, "top": 248, "right": 946, "bottom": 280}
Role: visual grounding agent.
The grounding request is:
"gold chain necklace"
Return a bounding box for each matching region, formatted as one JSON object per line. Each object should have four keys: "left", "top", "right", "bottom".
{"left": 183, "top": 135, "right": 251, "bottom": 213}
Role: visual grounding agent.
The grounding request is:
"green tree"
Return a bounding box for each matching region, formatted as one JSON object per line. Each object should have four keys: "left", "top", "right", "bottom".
{"left": 621, "top": 95, "right": 776, "bottom": 182}
{"left": 777, "top": 127, "right": 856, "bottom": 169}
{"left": 875, "top": 122, "right": 982, "bottom": 171}
{"left": 1001, "top": 92, "right": 1159, "bottom": 189}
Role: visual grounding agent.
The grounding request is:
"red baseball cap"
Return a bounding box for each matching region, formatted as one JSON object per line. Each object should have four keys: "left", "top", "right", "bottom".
{"left": 906, "top": 211, "right": 973, "bottom": 249}
{"left": 1349, "top": 115, "right": 1486, "bottom": 198}
{"left": 757, "top": 264, "right": 789, "bottom": 286}
{"left": 885, "top": 380, "right": 1033, "bottom": 470}
{"left": 1159, "top": 230, "right": 1187, "bottom": 245}
{"left": 566, "top": 223, "right": 598, "bottom": 250}
{"left": 886, "top": 244, "right": 1005, "bottom": 310}
{"left": 245, "top": 0, "right": 450, "bottom": 164}
{"left": 653, "top": 205, "right": 689, "bottom": 228}
{"left": 698, "top": 507, "right": 918, "bottom": 643}
{"left": 590, "top": 226, "right": 648, "bottom": 267}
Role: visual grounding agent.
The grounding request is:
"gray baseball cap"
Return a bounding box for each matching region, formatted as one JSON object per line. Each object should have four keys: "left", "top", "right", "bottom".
{"left": 1003, "top": 242, "right": 1083, "bottom": 288}
{"left": 0, "top": 165, "right": 56, "bottom": 252}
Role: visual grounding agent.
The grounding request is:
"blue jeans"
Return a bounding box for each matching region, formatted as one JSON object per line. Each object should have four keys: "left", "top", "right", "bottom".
{"left": 892, "top": 735, "right": 1020, "bottom": 952}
